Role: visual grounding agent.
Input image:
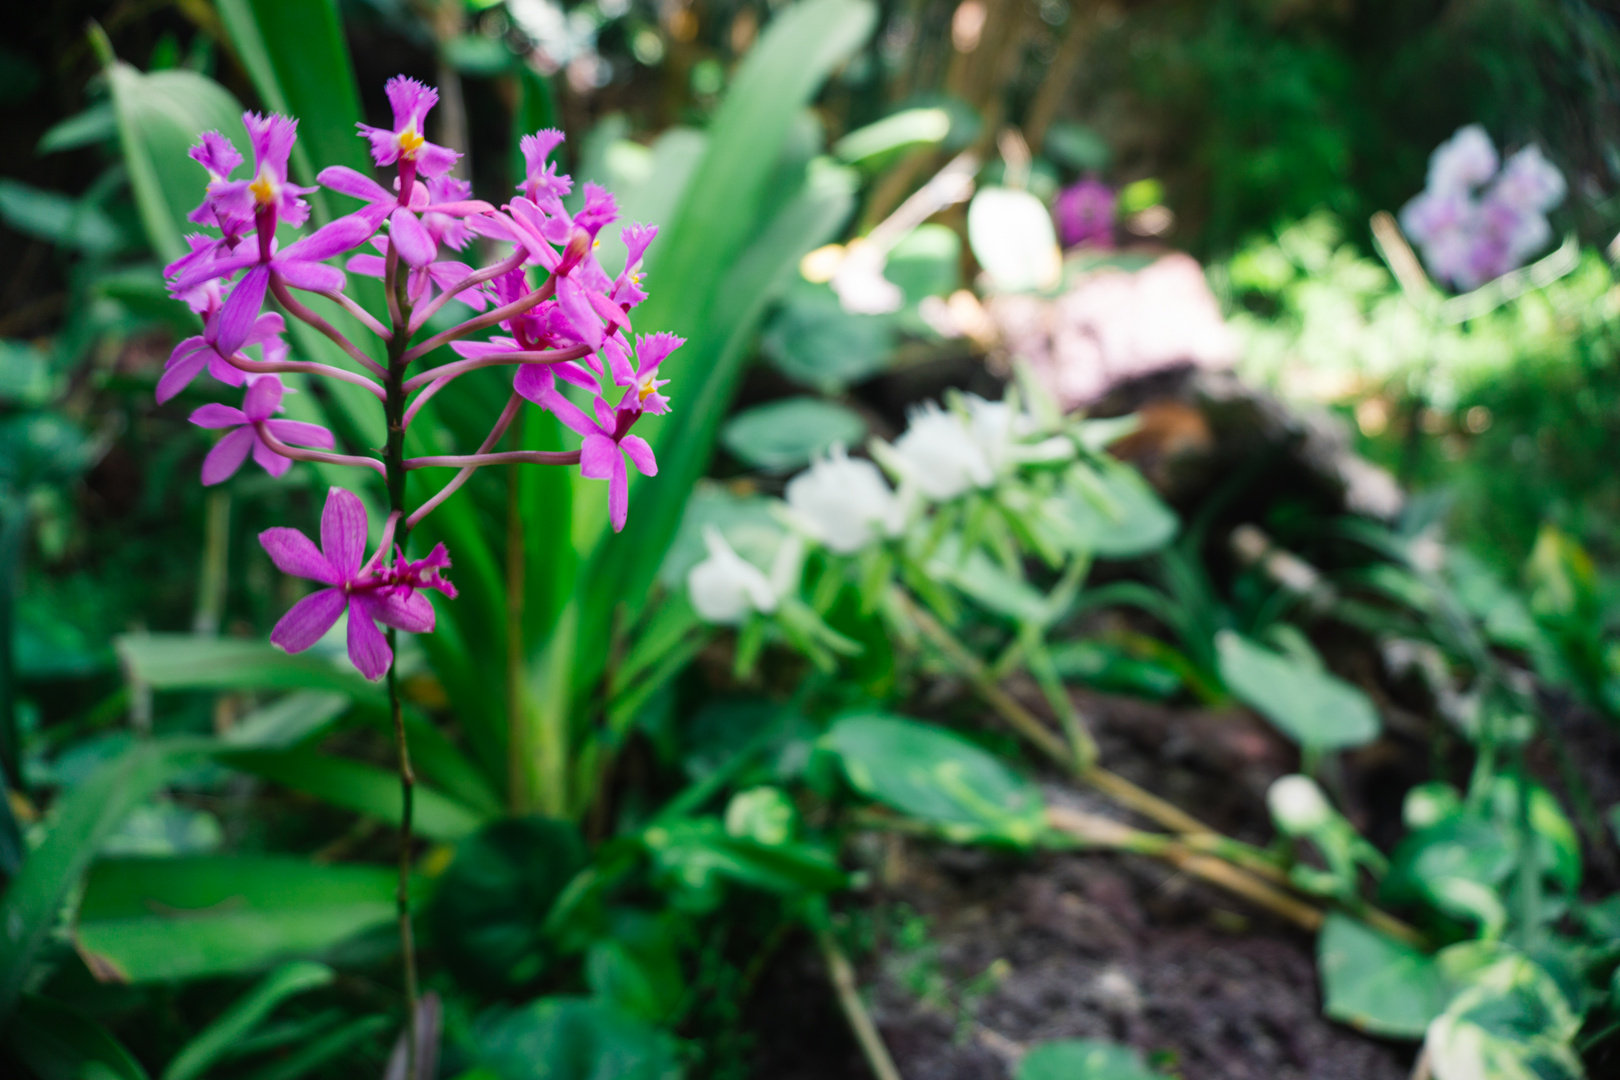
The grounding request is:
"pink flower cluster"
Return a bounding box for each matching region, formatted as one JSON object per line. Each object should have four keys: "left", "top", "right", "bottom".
{"left": 160, "top": 75, "right": 681, "bottom": 679}
{"left": 1399, "top": 124, "right": 1566, "bottom": 291}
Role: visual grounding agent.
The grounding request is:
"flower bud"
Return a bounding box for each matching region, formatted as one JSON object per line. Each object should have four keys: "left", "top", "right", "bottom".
{"left": 1267, "top": 774, "right": 1334, "bottom": 835}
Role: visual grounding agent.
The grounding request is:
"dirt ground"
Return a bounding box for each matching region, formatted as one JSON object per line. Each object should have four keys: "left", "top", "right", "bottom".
{"left": 748, "top": 691, "right": 1420, "bottom": 1079}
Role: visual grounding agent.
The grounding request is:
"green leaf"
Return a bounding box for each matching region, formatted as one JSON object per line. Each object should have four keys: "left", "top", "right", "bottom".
{"left": 833, "top": 107, "right": 952, "bottom": 164}
{"left": 1215, "top": 630, "right": 1380, "bottom": 751}
{"left": 1043, "top": 122, "right": 1112, "bottom": 172}
{"left": 886, "top": 223, "right": 961, "bottom": 302}
{"left": 432, "top": 818, "right": 588, "bottom": 989}
{"left": 0, "top": 738, "right": 208, "bottom": 1018}
{"left": 218, "top": 748, "right": 489, "bottom": 841}
{"left": 0, "top": 179, "right": 122, "bottom": 254}
{"left": 1425, "top": 952, "right": 1583, "bottom": 1080}
{"left": 106, "top": 63, "right": 248, "bottom": 262}
{"left": 1017, "top": 1039, "right": 1160, "bottom": 1080}
{"left": 5, "top": 995, "right": 151, "bottom": 1080}
{"left": 926, "top": 536, "right": 1051, "bottom": 625}
{"left": 824, "top": 713, "right": 1047, "bottom": 844}
{"left": 220, "top": 691, "right": 352, "bottom": 749}
{"left": 1317, "top": 913, "right": 1445, "bottom": 1039}
{"left": 643, "top": 818, "right": 846, "bottom": 898}
{"left": 443, "top": 35, "right": 514, "bottom": 75}
{"left": 473, "top": 997, "right": 681, "bottom": 1080}
{"left": 584, "top": 912, "right": 683, "bottom": 1023}
{"left": 720, "top": 396, "right": 867, "bottom": 471}
{"left": 762, "top": 278, "right": 895, "bottom": 392}
{"left": 37, "top": 101, "right": 118, "bottom": 154}
{"left": 1046, "top": 461, "right": 1178, "bottom": 559}
{"left": 162, "top": 962, "right": 334, "bottom": 1080}
{"left": 967, "top": 186, "right": 1061, "bottom": 293}
{"left": 0, "top": 339, "right": 55, "bottom": 406}
{"left": 75, "top": 856, "right": 401, "bottom": 982}
{"left": 116, "top": 634, "right": 382, "bottom": 702}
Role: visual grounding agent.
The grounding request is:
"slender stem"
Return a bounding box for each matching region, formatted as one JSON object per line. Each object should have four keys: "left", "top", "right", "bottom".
{"left": 814, "top": 924, "right": 903, "bottom": 1080}
{"left": 403, "top": 450, "right": 580, "bottom": 469}
{"left": 254, "top": 423, "right": 386, "bottom": 476}
{"left": 402, "top": 277, "right": 556, "bottom": 364}
{"left": 271, "top": 277, "right": 387, "bottom": 377}
{"left": 223, "top": 352, "right": 385, "bottom": 399}
{"left": 317, "top": 287, "right": 391, "bottom": 339}
{"left": 382, "top": 234, "right": 420, "bottom": 1079}
{"left": 404, "top": 393, "right": 525, "bottom": 530}
{"left": 403, "top": 344, "right": 592, "bottom": 392}
{"left": 408, "top": 248, "right": 526, "bottom": 334}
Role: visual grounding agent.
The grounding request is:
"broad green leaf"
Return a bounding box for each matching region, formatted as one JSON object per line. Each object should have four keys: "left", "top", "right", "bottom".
{"left": 762, "top": 278, "right": 896, "bottom": 391}
{"left": 886, "top": 223, "right": 961, "bottom": 302}
{"left": 1317, "top": 913, "right": 1445, "bottom": 1038}
{"left": 1046, "top": 639, "right": 1183, "bottom": 699}
{"left": 643, "top": 818, "right": 846, "bottom": 896}
{"left": 967, "top": 186, "right": 1061, "bottom": 293}
{"left": 162, "top": 962, "right": 334, "bottom": 1080}
{"left": 833, "top": 107, "right": 951, "bottom": 164}
{"left": 37, "top": 102, "right": 118, "bottom": 154}
{"left": 0, "top": 179, "right": 122, "bottom": 254}
{"left": 1017, "top": 1039, "right": 1159, "bottom": 1080}
{"left": 221, "top": 691, "right": 351, "bottom": 749}
{"left": 1384, "top": 813, "right": 1513, "bottom": 936}
{"left": 432, "top": 818, "right": 588, "bottom": 989}
{"left": 116, "top": 634, "right": 382, "bottom": 702}
{"left": 926, "top": 536, "right": 1050, "bottom": 625}
{"left": 219, "top": 748, "right": 489, "bottom": 841}
{"left": 1043, "top": 122, "right": 1112, "bottom": 172}
{"left": 106, "top": 64, "right": 248, "bottom": 263}
{"left": 5, "top": 995, "right": 150, "bottom": 1080}
{"left": 1426, "top": 952, "right": 1583, "bottom": 1080}
{"left": 1215, "top": 630, "right": 1380, "bottom": 751}
{"left": 570, "top": 0, "right": 875, "bottom": 682}
{"left": 584, "top": 912, "right": 683, "bottom": 1023}
{"left": 1047, "top": 461, "right": 1178, "bottom": 559}
{"left": 236, "top": 1014, "right": 389, "bottom": 1080}
{"left": 824, "top": 713, "right": 1046, "bottom": 844}
{"left": 0, "top": 738, "right": 208, "bottom": 1017}
{"left": 75, "top": 856, "right": 402, "bottom": 982}
{"left": 720, "top": 396, "right": 867, "bottom": 471}
{"left": 473, "top": 996, "right": 681, "bottom": 1080}
{"left": 0, "top": 340, "right": 54, "bottom": 406}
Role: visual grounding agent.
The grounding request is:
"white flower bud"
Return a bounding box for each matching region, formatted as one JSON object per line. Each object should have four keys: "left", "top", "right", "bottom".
{"left": 891, "top": 402, "right": 993, "bottom": 501}
{"left": 1267, "top": 774, "right": 1334, "bottom": 834}
{"left": 785, "top": 445, "right": 903, "bottom": 554}
{"left": 687, "top": 526, "right": 778, "bottom": 625}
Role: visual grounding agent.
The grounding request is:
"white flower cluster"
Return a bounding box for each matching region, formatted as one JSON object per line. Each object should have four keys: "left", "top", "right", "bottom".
{"left": 686, "top": 392, "right": 1073, "bottom": 625}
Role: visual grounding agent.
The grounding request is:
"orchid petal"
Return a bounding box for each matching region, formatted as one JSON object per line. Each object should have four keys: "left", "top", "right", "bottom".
{"left": 200, "top": 426, "right": 255, "bottom": 485}
{"left": 241, "top": 374, "right": 284, "bottom": 421}
{"left": 270, "top": 587, "right": 348, "bottom": 653}
{"left": 216, "top": 265, "right": 270, "bottom": 355}
{"left": 320, "top": 486, "right": 369, "bottom": 576}
{"left": 259, "top": 526, "right": 342, "bottom": 584}
{"left": 580, "top": 432, "right": 618, "bottom": 481}
{"left": 264, "top": 419, "right": 335, "bottom": 448}
{"left": 345, "top": 600, "right": 392, "bottom": 680}
{"left": 388, "top": 207, "right": 437, "bottom": 268}
{"left": 317, "top": 165, "right": 394, "bottom": 206}
{"left": 190, "top": 403, "right": 248, "bottom": 429}
{"left": 608, "top": 455, "right": 629, "bottom": 532}
{"left": 620, "top": 434, "right": 657, "bottom": 477}
{"left": 252, "top": 433, "right": 293, "bottom": 478}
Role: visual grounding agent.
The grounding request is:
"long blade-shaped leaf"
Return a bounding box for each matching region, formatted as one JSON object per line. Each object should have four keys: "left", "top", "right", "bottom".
{"left": 0, "top": 738, "right": 209, "bottom": 1017}
{"left": 162, "top": 962, "right": 335, "bottom": 1080}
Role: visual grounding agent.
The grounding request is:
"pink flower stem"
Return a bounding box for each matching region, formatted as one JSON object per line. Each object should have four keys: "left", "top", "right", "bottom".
{"left": 360, "top": 510, "right": 403, "bottom": 577}
{"left": 270, "top": 277, "right": 387, "bottom": 378}
{"left": 253, "top": 421, "right": 387, "bottom": 477}
{"left": 222, "top": 352, "right": 386, "bottom": 400}
{"left": 404, "top": 392, "right": 524, "bottom": 529}
{"left": 403, "top": 450, "right": 581, "bottom": 469}
{"left": 407, "top": 248, "right": 527, "bottom": 335}
{"left": 402, "top": 276, "right": 557, "bottom": 364}
{"left": 316, "top": 288, "right": 391, "bottom": 339}
{"left": 402, "top": 344, "right": 593, "bottom": 392}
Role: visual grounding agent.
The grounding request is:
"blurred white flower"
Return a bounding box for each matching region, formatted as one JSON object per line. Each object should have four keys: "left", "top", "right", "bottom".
{"left": 1427, "top": 124, "right": 1499, "bottom": 193}
{"left": 687, "top": 526, "right": 803, "bottom": 625}
{"left": 784, "top": 445, "right": 904, "bottom": 554}
{"left": 888, "top": 402, "right": 993, "bottom": 501}
{"left": 1267, "top": 774, "right": 1334, "bottom": 834}
{"left": 961, "top": 393, "right": 1071, "bottom": 474}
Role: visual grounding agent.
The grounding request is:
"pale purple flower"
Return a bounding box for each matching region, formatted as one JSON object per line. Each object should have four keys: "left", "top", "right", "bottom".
{"left": 1426, "top": 124, "right": 1498, "bottom": 194}
{"left": 1053, "top": 178, "right": 1115, "bottom": 249}
{"left": 1399, "top": 125, "right": 1565, "bottom": 291}
{"left": 190, "top": 376, "right": 334, "bottom": 485}
{"left": 357, "top": 76, "right": 459, "bottom": 180}
{"left": 186, "top": 131, "right": 252, "bottom": 237}
{"left": 158, "top": 310, "right": 287, "bottom": 404}
{"left": 339, "top": 175, "right": 492, "bottom": 306}
{"left": 606, "top": 332, "right": 682, "bottom": 416}
{"left": 260, "top": 487, "right": 442, "bottom": 680}
{"left": 611, "top": 222, "right": 657, "bottom": 309}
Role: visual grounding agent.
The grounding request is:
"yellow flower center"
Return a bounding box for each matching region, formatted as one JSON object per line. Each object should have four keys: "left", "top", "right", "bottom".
{"left": 398, "top": 128, "right": 426, "bottom": 157}
{"left": 249, "top": 171, "right": 278, "bottom": 206}
{"left": 637, "top": 377, "right": 658, "bottom": 402}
